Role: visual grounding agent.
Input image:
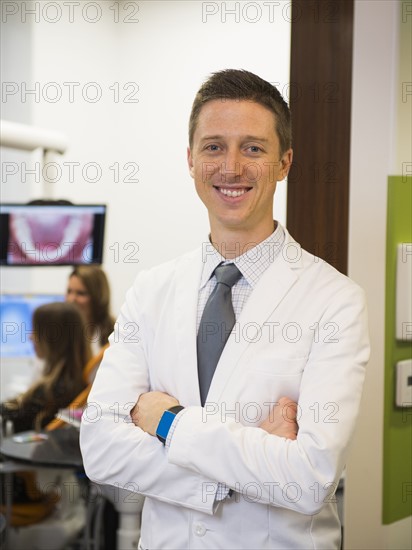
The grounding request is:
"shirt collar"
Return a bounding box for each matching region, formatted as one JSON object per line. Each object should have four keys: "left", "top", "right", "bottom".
{"left": 199, "top": 222, "right": 285, "bottom": 290}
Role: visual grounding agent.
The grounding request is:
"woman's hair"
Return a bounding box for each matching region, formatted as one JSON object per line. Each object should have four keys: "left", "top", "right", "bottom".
{"left": 69, "top": 265, "right": 115, "bottom": 346}
{"left": 22, "top": 302, "right": 91, "bottom": 430}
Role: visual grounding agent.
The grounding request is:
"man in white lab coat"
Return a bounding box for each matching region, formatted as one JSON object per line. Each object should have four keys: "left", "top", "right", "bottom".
{"left": 80, "top": 69, "right": 369, "bottom": 549}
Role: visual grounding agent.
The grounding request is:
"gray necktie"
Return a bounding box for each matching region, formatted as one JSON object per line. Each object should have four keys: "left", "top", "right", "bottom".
{"left": 197, "top": 263, "right": 242, "bottom": 405}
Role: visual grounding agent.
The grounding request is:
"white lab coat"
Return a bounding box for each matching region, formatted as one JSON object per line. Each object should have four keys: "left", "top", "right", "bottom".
{"left": 80, "top": 229, "right": 370, "bottom": 549}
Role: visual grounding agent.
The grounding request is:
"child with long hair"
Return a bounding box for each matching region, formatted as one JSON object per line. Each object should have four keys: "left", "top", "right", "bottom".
{"left": 0, "top": 301, "right": 91, "bottom": 433}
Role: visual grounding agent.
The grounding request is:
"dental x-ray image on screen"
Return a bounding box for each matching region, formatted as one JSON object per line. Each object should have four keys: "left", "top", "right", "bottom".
{"left": 0, "top": 204, "right": 106, "bottom": 266}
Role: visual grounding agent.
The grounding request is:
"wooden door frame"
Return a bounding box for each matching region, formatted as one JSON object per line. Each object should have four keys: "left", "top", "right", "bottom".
{"left": 287, "top": 0, "right": 354, "bottom": 274}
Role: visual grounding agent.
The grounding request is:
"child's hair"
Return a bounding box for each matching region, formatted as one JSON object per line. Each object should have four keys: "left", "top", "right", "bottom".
{"left": 21, "top": 302, "right": 91, "bottom": 430}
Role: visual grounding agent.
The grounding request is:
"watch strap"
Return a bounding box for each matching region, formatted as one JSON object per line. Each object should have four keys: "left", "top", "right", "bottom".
{"left": 167, "top": 405, "right": 185, "bottom": 415}
{"left": 156, "top": 405, "right": 184, "bottom": 444}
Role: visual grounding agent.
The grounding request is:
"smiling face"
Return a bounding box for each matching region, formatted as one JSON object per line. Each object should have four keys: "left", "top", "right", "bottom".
{"left": 188, "top": 100, "right": 293, "bottom": 246}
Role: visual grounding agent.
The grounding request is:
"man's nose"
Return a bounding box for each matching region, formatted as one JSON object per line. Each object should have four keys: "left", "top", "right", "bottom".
{"left": 220, "top": 150, "right": 243, "bottom": 183}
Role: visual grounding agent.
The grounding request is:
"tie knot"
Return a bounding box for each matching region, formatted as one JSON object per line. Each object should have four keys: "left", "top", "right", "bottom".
{"left": 214, "top": 263, "right": 242, "bottom": 288}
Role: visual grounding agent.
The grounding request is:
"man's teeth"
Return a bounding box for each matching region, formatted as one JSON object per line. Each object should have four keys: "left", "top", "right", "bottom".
{"left": 219, "top": 188, "right": 247, "bottom": 197}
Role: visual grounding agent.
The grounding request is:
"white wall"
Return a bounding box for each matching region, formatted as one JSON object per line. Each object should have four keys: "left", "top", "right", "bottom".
{"left": 1, "top": 0, "right": 291, "bottom": 315}
{"left": 396, "top": 0, "right": 412, "bottom": 173}
{"left": 0, "top": 2, "right": 35, "bottom": 291}
{"left": 345, "top": 1, "right": 411, "bottom": 548}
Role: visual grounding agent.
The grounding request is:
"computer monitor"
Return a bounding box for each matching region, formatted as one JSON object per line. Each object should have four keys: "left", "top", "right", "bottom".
{"left": 0, "top": 203, "right": 106, "bottom": 266}
{"left": 0, "top": 293, "right": 65, "bottom": 358}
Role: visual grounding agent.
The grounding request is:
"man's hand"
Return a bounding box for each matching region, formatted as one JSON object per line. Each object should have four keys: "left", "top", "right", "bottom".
{"left": 131, "top": 391, "right": 179, "bottom": 436}
{"left": 259, "top": 396, "right": 298, "bottom": 440}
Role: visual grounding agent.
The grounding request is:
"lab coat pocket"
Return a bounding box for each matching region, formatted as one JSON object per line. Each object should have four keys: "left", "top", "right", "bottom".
{"left": 239, "top": 358, "right": 307, "bottom": 422}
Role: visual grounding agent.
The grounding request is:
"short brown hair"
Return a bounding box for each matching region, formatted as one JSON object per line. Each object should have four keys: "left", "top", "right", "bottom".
{"left": 189, "top": 69, "right": 292, "bottom": 155}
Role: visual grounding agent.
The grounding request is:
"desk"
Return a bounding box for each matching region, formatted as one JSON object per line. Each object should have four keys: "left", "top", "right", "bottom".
{"left": 0, "top": 426, "right": 83, "bottom": 469}
{"left": 1, "top": 427, "right": 143, "bottom": 550}
{"left": 0, "top": 426, "right": 85, "bottom": 550}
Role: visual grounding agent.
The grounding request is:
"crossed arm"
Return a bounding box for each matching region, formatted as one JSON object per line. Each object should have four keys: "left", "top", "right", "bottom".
{"left": 131, "top": 391, "right": 299, "bottom": 440}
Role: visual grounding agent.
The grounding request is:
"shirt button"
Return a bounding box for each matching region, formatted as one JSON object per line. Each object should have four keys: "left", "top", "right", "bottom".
{"left": 193, "top": 523, "right": 206, "bottom": 537}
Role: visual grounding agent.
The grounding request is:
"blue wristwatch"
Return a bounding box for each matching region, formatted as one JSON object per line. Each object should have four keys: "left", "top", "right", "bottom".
{"left": 156, "top": 405, "right": 185, "bottom": 444}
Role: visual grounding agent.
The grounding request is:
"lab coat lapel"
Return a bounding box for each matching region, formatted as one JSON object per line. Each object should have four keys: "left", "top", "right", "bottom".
{"left": 207, "top": 233, "right": 303, "bottom": 402}
{"left": 174, "top": 248, "right": 203, "bottom": 405}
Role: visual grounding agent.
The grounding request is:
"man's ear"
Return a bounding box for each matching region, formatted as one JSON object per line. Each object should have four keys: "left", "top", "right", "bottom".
{"left": 278, "top": 148, "right": 293, "bottom": 181}
{"left": 187, "top": 147, "right": 195, "bottom": 178}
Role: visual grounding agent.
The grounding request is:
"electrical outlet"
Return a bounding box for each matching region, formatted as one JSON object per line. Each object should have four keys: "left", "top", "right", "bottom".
{"left": 396, "top": 359, "right": 412, "bottom": 407}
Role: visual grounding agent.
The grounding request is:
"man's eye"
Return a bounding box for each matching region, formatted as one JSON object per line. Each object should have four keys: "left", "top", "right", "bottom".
{"left": 248, "top": 146, "right": 261, "bottom": 153}
{"left": 206, "top": 144, "right": 220, "bottom": 151}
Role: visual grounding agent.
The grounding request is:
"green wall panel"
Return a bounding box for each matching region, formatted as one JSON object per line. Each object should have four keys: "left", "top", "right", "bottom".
{"left": 383, "top": 175, "right": 412, "bottom": 524}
